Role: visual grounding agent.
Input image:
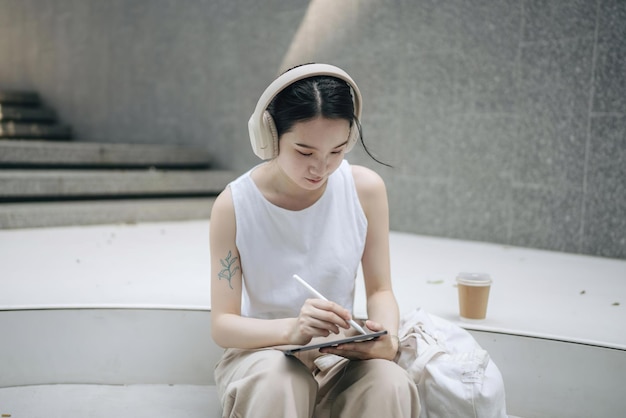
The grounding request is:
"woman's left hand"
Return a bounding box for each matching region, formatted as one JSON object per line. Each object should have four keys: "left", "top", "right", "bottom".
{"left": 319, "top": 320, "right": 399, "bottom": 361}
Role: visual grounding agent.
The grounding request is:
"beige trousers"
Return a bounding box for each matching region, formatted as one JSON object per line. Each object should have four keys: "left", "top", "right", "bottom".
{"left": 215, "top": 348, "right": 420, "bottom": 418}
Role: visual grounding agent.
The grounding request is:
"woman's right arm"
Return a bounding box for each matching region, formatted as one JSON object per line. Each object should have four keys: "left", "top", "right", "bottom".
{"left": 210, "top": 187, "right": 356, "bottom": 349}
{"left": 210, "top": 187, "right": 295, "bottom": 349}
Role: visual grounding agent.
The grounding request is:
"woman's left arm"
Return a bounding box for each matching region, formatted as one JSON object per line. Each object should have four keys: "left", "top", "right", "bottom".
{"left": 320, "top": 165, "right": 400, "bottom": 361}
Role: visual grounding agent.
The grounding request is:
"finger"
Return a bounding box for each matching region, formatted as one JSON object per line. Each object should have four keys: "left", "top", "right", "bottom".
{"left": 308, "top": 299, "right": 351, "bottom": 320}
{"left": 319, "top": 345, "right": 372, "bottom": 360}
{"left": 307, "top": 299, "right": 352, "bottom": 329}
{"left": 306, "top": 311, "right": 347, "bottom": 333}
{"left": 299, "top": 307, "right": 345, "bottom": 334}
{"left": 297, "top": 313, "right": 340, "bottom": 336}
{"left": 307, "top": 318, "right": 341, "bottom": 335}
{"left": 335, "top": 340, "right": 376, "bottom": 352}
{"left": 322, "top": 338, "right": 377, "bottom": 354}
{"left": 365, "top": 319, "right": 383, "bottom": 331}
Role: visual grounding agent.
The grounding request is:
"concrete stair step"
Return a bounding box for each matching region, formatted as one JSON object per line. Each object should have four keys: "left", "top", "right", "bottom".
{"left": 0, "top": 91, "right": 70, "bottom": 141}
{"left": 0, "top": 140, "right": 213, "bottom": 168}
{"left": 0, "top": 169, "right": 234, "bottom": 200}
{"left": 0, "top": 122, "right": 72, "bottom": 139}
{"left": 0, "top": 105, "right": 57, "bottom": 123}
{"left": 0, "top": 197, "right": 216, "bottom": 228}
{"left": 0, "top": 90, "right": 40, "bottom": 106}
{"left": 0, "top": 139, "right": 230, "bottom": 228}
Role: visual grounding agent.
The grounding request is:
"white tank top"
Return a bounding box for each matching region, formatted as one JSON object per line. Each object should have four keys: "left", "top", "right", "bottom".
{"left": 230, "top": 160, "right": 368, "bottom": 319}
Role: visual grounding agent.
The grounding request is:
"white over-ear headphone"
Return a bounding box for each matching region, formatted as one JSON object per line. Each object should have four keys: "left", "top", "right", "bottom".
{"left": 248, "top": 63, "right": 363, "bottom": 160}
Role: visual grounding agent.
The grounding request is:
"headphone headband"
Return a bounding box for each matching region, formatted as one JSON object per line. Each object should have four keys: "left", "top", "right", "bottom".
{"left": 248, "top": 63, "right": 362, "bottom": 160}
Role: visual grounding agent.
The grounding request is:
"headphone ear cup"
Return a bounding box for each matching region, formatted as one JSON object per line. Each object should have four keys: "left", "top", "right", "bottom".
{"left": 345, "top": 123, "right": 359, "bottom": 153}
{"left": 249, "top": 110, "right": 279, "bottom": 160}
{"left": 262, "top": 111, "right": 279, "bottom": 159}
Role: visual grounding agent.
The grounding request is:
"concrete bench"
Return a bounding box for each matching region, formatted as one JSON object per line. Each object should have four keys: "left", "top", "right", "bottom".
{"left": 0, "top": 221, "right": 222, "bottom": 417}
{"left": 356, "top": 232, "right": 626, "bottom": 418}
{"left": 1, "top": 220, "right": 624, "bottom": 417}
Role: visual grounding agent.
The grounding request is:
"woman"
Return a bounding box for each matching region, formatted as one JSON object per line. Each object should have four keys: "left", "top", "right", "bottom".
{"left": 210, "top": 63, "right": 419, "bottom": 417}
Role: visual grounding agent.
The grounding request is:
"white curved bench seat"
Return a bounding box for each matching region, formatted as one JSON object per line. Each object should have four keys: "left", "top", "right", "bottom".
{"left": 0, "top": 384, "right": 220, "bottom": 418}
{"left": 355, "top": 231, "right": 626, "bottom": 350}
{"left": 1, "top": 221, "right": 625, "bottom": 417}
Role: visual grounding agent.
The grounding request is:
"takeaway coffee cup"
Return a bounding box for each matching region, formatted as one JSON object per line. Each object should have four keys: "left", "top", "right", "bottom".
{"left": 456, "top": 272, "right": 492, "bottom": 320}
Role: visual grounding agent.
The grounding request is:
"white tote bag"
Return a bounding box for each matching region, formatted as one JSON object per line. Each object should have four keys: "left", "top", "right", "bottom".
{"left": 397, "top": 308, "right": 508, "bottom": 418}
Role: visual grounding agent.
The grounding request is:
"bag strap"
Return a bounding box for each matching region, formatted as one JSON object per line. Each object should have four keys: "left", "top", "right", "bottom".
{"left": 402, "top": 322, "right": 447, "bottom": 376}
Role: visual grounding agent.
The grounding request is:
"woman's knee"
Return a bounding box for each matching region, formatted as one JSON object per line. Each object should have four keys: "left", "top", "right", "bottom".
{"left": 226, "top": 349, "right": 317, "bottom": 394}
{"left": 331, "top": 360, "right": 419, "bottom": 417}
{"left": 220, "top": 350, "right": 318, "bottom": 417}
{"left": 263, "top": 351, "right": 318, "bottom": 389}
{"left": 360, "top": 359, "right": 417, "bottom": 395}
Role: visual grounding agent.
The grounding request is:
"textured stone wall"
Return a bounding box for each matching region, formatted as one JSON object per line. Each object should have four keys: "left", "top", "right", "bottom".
{"left": 0, "top": 0, "right": 624, "bottom": 259}
{"left": 0, "top": 0, "right": 309, "bottom": 169}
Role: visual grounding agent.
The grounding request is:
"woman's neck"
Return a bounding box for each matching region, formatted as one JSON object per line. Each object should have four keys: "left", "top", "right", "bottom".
{"left": 252, "top": 161, "right": 327, "bottom": 211}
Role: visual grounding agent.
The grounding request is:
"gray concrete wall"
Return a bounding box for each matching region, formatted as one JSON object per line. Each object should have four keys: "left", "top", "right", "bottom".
{"left": 1, "top": 0, "right": 624, "bottom": 259}
{"left": 0, "top": 0, "right": 309, "bottom": 169}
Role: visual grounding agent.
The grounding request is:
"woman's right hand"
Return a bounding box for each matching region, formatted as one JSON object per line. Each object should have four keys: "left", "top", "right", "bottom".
{"left": 287, "top": 298, "right": 353, "bottom": 345}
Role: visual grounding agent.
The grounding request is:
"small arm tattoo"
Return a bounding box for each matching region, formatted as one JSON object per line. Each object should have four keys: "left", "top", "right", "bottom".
{"left": 218, "top": 250, "right": 240, "bottom": 289}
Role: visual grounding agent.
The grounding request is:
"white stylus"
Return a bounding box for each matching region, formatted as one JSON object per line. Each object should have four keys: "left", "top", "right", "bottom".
{"left": 293, "top": 274, "right": 368, "bottom": 335}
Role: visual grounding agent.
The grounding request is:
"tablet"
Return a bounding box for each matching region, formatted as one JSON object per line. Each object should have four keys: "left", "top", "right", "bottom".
{"left": 280, "top": 330, "right": 387, "bottom": 356}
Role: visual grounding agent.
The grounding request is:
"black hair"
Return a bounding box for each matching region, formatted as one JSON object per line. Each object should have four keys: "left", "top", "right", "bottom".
{"left": 267, "top": 70, "right": 390, "bottom": 167}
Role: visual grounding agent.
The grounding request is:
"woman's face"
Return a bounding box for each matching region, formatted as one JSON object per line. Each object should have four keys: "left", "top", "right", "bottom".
{"left": 276, "top": 117, "right": 351, "bottom": 191}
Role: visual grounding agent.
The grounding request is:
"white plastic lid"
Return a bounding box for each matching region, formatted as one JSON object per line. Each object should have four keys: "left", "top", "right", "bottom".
{"left": 456, "top": 272, "right": 492, "bottom": 286}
